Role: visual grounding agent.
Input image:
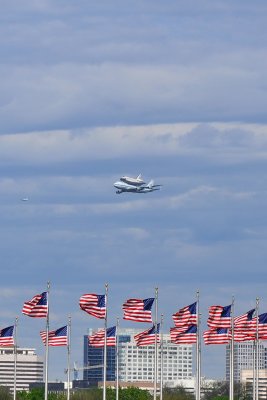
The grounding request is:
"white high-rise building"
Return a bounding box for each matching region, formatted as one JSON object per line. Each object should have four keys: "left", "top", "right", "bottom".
{"left": 117, "top": 329, "right": 193, "bottom": 384}
{"left": 226, "top": 341, "right": 266, "bottom": 382}
{"left": 84, "top": 328, "right": 194, "bottom": 387}
{"left": 0, "top": 347, "right": 43, "bottom": 393}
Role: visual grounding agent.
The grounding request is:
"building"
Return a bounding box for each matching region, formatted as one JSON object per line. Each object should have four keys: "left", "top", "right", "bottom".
{"left": 241, "top": 369, "right": 267, "bottom": 399}
{"left": 226, "top": 341, "right": 266, "bottom": 382}
{"left": 0, "top": 347, "right": 43, "bottom": 392}
{"left": 83, "top": 328, "right": 193, "bottom": 387}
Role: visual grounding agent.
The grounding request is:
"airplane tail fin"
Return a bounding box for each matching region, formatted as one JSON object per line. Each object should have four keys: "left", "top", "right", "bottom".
{"left": 147, "top": 180, "right": 154, "bottom": 188}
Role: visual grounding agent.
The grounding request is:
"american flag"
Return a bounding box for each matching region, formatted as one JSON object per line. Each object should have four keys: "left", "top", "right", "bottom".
{"left": 22, "top": 292, "right": 48, "bottom": 318}
{"left": 122, "top": 298, "right": 154, "bottom": 323}
{"left": 134, "top": 324, "right": 160, "bottom": 347}
{"left": 0, "top": 326, "right": 14, "bottom": 347}
{"left": 233, "top": 330, "right": 254, "bottom": 342}
{"left": 89, "top": 326, "right": 116, "bottom": 347}
{"left": 172, "top": 302, "right": 197, "bottom": 327}
{"left": 233, "top": 313, "right": 267, "bottom": 340}
{"left": 79, "top": 294, "right": 106, "bottom": 319}
{"left": 234, "top": 309, "right": 256, "bottom": 333}
{"left": 207, "top": 305, "right": 232, "bottom": 329}
{"left": 203, "top": 328, "right": 231, "bottom": 345}
{"left": 40, "top": 326, "right": 68, "bottom": 346}
{"left": 257, "top": 313, "right": 267, "bottom": 339}
{"left": 170, "top": 325, "right": 197, "bottom": 344}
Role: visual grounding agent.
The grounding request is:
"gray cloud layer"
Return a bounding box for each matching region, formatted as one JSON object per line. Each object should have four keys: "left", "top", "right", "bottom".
{"left": 1, "top": 1, "right": 267, "bottom": 133}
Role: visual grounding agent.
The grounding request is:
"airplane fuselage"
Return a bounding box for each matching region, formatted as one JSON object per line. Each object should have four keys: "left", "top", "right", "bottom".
{"left": 113, "top": 181, "right": 160, "bottom": 194}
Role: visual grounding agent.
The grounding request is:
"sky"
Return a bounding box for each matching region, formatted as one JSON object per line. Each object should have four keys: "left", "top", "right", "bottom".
{"left": 1, "top": 0, "right": 267, "bottom": 383}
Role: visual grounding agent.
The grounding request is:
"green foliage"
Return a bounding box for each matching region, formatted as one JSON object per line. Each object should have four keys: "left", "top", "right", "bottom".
{"left": 17, "top": 388, "right": 65, "bottom": 400}
{"left": 70, "top": 386, "right": 151, "bottom": 400}
{"left": 162, "top": 386, "right": 194, "bottom": 400}
{"left": 0, "top": 386, "right": 12, "bottom": 400}
{"left": 118, "top": 387, "right": 152, "bottom": 400}
{"left": 17, "top": 388, "right": 44, "bottom": 400}
{"left": 70, "top": 387, "right": 102, "bottom": 400}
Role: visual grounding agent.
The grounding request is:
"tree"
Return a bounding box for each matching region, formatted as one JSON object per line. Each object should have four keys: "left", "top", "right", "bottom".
{"left": 0, "top": 386, "right": 12, "bottom": 400}
{"left": 162, "top": 385, "right": 194, "bottom": 400}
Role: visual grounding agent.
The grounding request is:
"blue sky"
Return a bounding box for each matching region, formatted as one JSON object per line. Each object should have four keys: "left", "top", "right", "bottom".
{"left": 1, "top": 0, "right": 267, "bottom": 382}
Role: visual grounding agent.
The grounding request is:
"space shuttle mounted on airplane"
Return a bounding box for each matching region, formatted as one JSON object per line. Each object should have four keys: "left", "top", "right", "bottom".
{"left": 114, "top": 175, "right": 162, "bottom": 194}
{"left": 120, "top": 174, "right": 146, "bottom": 186}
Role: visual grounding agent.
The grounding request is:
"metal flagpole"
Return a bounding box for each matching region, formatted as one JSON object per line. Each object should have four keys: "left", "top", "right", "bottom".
{"left": 13, "top": 317, "right": 18, "bottom": 400}
{"left": 255, "top": 297, "right": 259, "bottom": 400}
{"left": 160, "top": 314, "right": 163, "bottom": 400}
{"left": 196, "top": 290, "right": 201, "bottom": 400}
{"left": 154, "top": 287, "right": 158, "bottom": 400}
{"left": 44, "top": 281, "right": 50, "bottom": 400}
{"left": 103, "top": 284, "right": 108, "bottom": 400}
{"left": 67, "top": 316, "right": 71, "bottom": 400}
{"left": 229, "top": 296, "right": 234, "bottom": 400}
{"left": 253, "top": 340, "right": 256, "bottom": 400}
{"left": 116, "top": 317, "right": 119, "bottom": 400}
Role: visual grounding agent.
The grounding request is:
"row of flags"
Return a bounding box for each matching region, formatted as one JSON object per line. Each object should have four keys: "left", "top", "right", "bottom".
{"left": 2, "top": 290, "right": 267, "bottom": 348}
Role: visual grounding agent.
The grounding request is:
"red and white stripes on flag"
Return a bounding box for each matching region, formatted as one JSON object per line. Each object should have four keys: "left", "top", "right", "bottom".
{"left": 234, "top": 309, "right": 256, "bottom": 333}
{"left": 170, "top": 325, "right": 197, "bottom": 344}
{"left": 22, "top": 292, "right": 48, "bottom": 318}
{"left": 0, "top": 326, "right": 14, "bottom": 347}
{"left": 122, "top": 298, "right": 154, "bottom": 323}
{"left": 88, "top": 326, "right": 116, "bottom": 347}
{"left": 40, "top": 326, "right": 68, "bottom": 346}
{"left": 79, "top": 293, "right": 106, "bottom": 319}
{"left": 203, "top": 328, "right": 231, "bottom": 345}
{"left": 172, "top": 302, "right": 197, "bottom": 327}
{"left": 134, "top": 324, "right": 160, "bottom": 347}
{"left": 207, "top": 305, "right": 231, "bottom": 329}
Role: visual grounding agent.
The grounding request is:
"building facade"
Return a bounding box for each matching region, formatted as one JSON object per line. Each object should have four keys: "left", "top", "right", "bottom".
{"left": 0, "top": 347, "right": 43, "bottom": 392}
{"left": 83, "top": 328, "right": 193, "bottom": 386}
{"left": 241, "top": 369, "right": 267, "bottom": 399}
{"left": 226, "top": 341, "right": 266, "bottom": 382}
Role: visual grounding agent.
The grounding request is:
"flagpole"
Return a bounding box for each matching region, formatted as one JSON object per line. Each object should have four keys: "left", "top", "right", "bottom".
{"left": 160, "top": 314, "right": 163, "bottom": 400}
{"left": 154, "top": 287, "right": 158, "bottom": 400}
{"left": 67, "top": 316, "right": 71, "bottom": 400}
{"left": 229, "top": 296, "right": 234, "bottom": 400}
{"left": 13, "top": 317, "right": 18, "bottom": 400}
{"left": 255, "top": 297, "right": 259, "bottom": 400}
{"left": 103, "top": 283, "right": 108, "bottom": 400}
{"left": 44, "top": 281, "right": 50, "bottom": 400}
{"left": 196, "top": 290, "right": 201, "bottom": 400}
{"left": 253, "top": 341, "right": 256, "bottom": 400}
{"left": 116, "top": 317, "right": 119, "bottom": 400}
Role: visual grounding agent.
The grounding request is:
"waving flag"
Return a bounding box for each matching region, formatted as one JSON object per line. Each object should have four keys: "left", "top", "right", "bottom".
{"left": 79, "top": 294, "right": 106, "bottom": 319}
{"left": 134, "top": 324, "right": 160, "bottom": 346}
{"left": 207, "top": 305, "right": 231, "bottom": 329}
{"left": 234, "top": 309, "right": 256, "bottom": 333}
{"left": 40, "top": 326, "right": 68, "bottom": 346}
{"left": 22, "top": 292, "right": 48, "bottom": 318}
{"left": 0, "top": 326, "right": 14, "bottom": 347}
{"left": 89, "top": 326, "right": 116, "bottom": 347}
{"left": 123, "top": 298, "right": 154, "bottom": 322}
{"left": 172, "top": 302, "right": 197, "bottom": 327}
{"left": 257, "top": 313, "right": 267, "bottom": 339}
{"left": 203, "top": 328, "right": 231, "bottom": 345}
{"left": 170, "top": 325, "right": 197, "bottom": 344}
{"left": 233, "top": 330, "right": 254, "bottom": 342}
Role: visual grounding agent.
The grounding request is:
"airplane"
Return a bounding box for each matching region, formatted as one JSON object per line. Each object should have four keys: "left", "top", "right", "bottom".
{"left": 21, "top": 197, "right": 29, "bottom": 202}
{"left": 119, "top": 174, "right": 146, "bottom": 186}
{"left": 114, "top": 179, "right": 162, "bottom": 194}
